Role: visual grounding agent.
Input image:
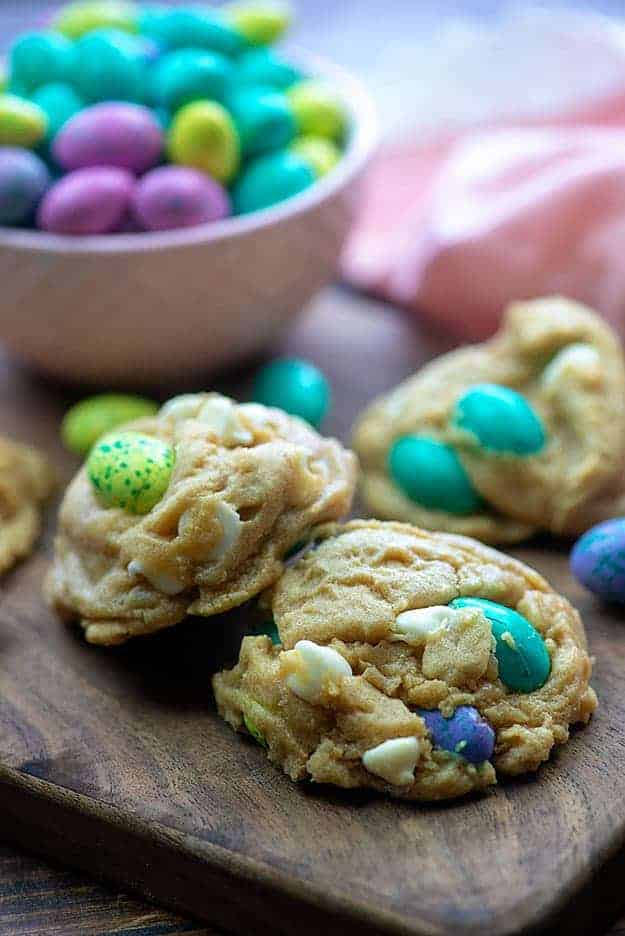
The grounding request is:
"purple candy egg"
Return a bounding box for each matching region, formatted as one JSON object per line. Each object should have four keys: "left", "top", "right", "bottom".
{"left": 571, "top": 518, "right": 625, "bottom": 604}
{"left": 53, "top": 102, "right": 163, "bottom": 175}
{"left": 418, "top": 705, "right": 495, "bottom": 764}
{"left": 37, "top": 167, "right": 135, "bottom": 235}
{"left": 0, "top": 147, "right": 51, "bottom": 226}
{"left": 131, "top": 166, "right": 230, "bottom": 232}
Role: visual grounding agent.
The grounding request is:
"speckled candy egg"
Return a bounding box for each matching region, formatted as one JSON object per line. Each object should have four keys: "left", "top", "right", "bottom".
{"left": 418, "top": 706, "right": 495, "bottom": 764}
{"left": 571, "top": 518, "right": 625, "bottom": 604}
{"left": 53, "top": 102, "right": 162, "bottom": 173}
{"left": 132, "top": 165, "right": 230, "bottom": 231}
{"left": 232, "top": 148, "right": 314, "bottom": 214}
{"left": 87, "top": 430, "right": 175, "bottom": 514}
{"left": 37, "top": 166, "right": 135, "bottom": 234}
{"left": 0, "top": 147, "right": 51, "bottom": 225}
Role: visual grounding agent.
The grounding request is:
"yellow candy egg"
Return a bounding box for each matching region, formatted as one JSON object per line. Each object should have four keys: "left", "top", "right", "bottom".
{"left": 290, "top": 135, "right": 341, "bottom": 177}
{"left": 0, "top": 94, "right": 47, "bottom": 147}
{"left": 53, "top": 0, "right": 139, "bottom": 39}
{"left": 227, "top": 1, "right": 292, "bottom": 46}
{"left": 167, "top": 100, "right": 240, "bottom": 183}
{"left": 287, "top": 80, "right": 347, "bottom": 142}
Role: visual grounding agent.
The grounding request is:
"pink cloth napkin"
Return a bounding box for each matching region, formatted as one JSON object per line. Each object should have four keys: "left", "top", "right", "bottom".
{"left": 342, "top": 87, "right": 625, "bottom": 340}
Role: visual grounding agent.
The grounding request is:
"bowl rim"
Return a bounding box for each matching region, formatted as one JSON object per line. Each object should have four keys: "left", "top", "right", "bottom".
{"left": 0, "top": 48, "right": 378, "bottom": 255}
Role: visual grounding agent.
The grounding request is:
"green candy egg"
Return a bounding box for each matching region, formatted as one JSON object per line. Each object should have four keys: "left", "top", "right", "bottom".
{"left": 450, "top": 597, "right": 551, "bottom": 693}
{"left": 227, "top": 1, "right": 292, "bottom": 46}
{"left": 228, "top": 87, "right": 295, "bottom": 157}
{"left": 150, "top": 48, "right": 234, "bottom": 113}
{"left": 237, "top": 48, "right": 302, "bottom": 90}
{"left": 54, "top": 1, "right": 138, "bottom": 38}
{"left": 287, "top": 80, "right": 347, "bottom": 141}
{"left": 232, "top": 148, "right": 314, "bottom": 214}
{"left": 10, "top": 32, "right": 77, "bottom": 93}
{"left": 167, "top": 100, "right": 239, "bottom": 183}
{"left": 0, "top": 94, "right": 47, "bottom": 147}
{"left": 388, "top": 435, "right": 483, "bottom": 515}
{"left": 74, "top": 29, "right": 144, "bottom": 103}
{"left": 252, "top": 617, "right": 281, "bottom": 645}
{"left": 243, "top": 710, "right": 268, "bottom": 747}
{"left": 62, "top": 393, "right": 159, "bottom": 456}
{"left": 87, "top": 430, "right": 174, "bottom": 514}
{"left": 139, "top": 7, "right": 244, "bottom": 57}
{"left": 0, "top": 61, "right": 7, "bottom": 94}
{"left": 252, "top": 357, "right": 330, "bottom": 428}
{"left": 32, "top": 83, "right": 84, "bottom": 140}
{"left": 290, "top": 135, "right": 340, "bottom": 177}
{"left": 453, "top": 383, "right": 546, "bottom": 456}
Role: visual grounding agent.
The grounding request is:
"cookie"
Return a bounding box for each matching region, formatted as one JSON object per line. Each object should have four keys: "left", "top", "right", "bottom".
{"left": 0, "top": 435, "right": 54, "bottom": 573}
{"left": 46, "top": 393, "right": 357, "bottom": 645}
{"left": 352, "top": 297, "right": 625, "bottom": 543}
{"left": 213, "top": 520, "right": 597, "bottom": 801}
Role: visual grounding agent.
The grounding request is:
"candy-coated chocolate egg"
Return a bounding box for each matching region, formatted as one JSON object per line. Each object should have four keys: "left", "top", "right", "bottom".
{"left": 61, "top": 393, "right": 159, "bottom": 456}
{"left": 388, "top": 435, "right": 483, "bottom": 515}
{"left": 139, "top": 7, "right": 244, "bottom": 57}
{"left": 37, "top": 166, "right": 134, "bottom": 234}
{"left": 252, "top": 617, "right": 281, "bottom": 645}
{"left": 228, "top": 87, "right": 295, "bottom": 157}
{"left": 10, "top": 32, "right": 77, "bottom": 93}
{"left": 87, "top": 430, "right": 175, "bottom": 514}
{"left": 0, "top": 61, "right": 7, "bottom": 94}
{"left": 231, "top": 148, "right": 314, "bottom": 213}
{"left": 53, "top": 102, "right": 162, "bottom": 173}
{"left": 32, "top": 82, "right": 84, "bottom": 140}
{"left": 237, "top": 48, "right": 301, "bottom": 90}
{"left": 571, "top": 518, "right": 625, "bottom": 604}
{"left": 287, "top": 80, "right": 347, "bottom": 141}
{"left": 74, "top": 29, "right": 144, "bottom": 103}
{"left": 150, "top": 48, "right": 233, "bottom": 113}
{"left": 0, "top": 147, "right": 51, "bottom": 224}
{"left": 453, "top": 383, "right": 546, "bottom": 455}
{"left": 53, "top": 1, "right": 139, "bottom": 38}
{"left": 243, "top": 710, "right": 268, "bottom": 747}
{"left": 450, "top": 596, "right": 551, "bottom": 693}
{"left": 418, "top": 706, "right": 495, "bottom": 764}
{"left": 290, "top": 135, "right": 340, "bottom": 177}
{"left": 252, "top": 357, "right": 330, "bottom": 428}
{"left": 0, "top": 94, "right": 48, "bottom": 147}
{"left": 132, "top": 165, "right": 230, "bottom": 231}
{"left": 167, "top": 100, "right": 239, "bottom": 183}
{"left": 227, "top": 1, "right": 292, "bottom": 46}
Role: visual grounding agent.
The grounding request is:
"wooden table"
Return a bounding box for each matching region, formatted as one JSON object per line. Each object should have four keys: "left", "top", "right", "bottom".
{"left": 1, "top": 287, "right": 625, "bottom": 935}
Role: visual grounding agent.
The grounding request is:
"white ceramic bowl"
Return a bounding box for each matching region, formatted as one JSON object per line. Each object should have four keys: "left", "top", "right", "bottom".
{"left": 0, "top": 52, "right": 377, "bottom": 385}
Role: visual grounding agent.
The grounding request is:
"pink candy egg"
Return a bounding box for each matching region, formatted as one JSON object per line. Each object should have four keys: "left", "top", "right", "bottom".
{"left": 37, "top": 167, "right": 135, "bottom": 234}
{"left": 52, "top": 102, "right": 163, "bottom": 175}
{"left": 131, "top": 166, "right": 230, "bottom": 231}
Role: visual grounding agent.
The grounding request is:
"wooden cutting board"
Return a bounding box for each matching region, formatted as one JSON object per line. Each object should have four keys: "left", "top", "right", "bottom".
{"left": 1, "top": 288, "right": 625, "bottom": 936}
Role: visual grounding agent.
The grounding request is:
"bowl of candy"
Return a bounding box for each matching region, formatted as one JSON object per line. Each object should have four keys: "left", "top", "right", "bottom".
{"left": 0, "top": 1, "right": 376, "bottom": 384}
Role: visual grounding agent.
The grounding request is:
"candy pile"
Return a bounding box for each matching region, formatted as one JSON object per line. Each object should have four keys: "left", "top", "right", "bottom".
{"left": 0, "top": 1, "right": 348, "bottom": 234}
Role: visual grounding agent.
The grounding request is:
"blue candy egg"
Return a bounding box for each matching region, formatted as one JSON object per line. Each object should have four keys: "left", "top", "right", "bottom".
{"left": 388, "top": 435, "right": 483, "bottom": 515}
{"left": 237, "top": 48, "right": 302, "bottom": 90}
{"left": 418, "top": 705, "right": 495, "bottom": 764}
{"left": 571, "top": 518, "right": 625, "bottom": 605}
{"left": 453, "top": 383, "right": 546, "bottom": 455}
{"left": 450, "top": 596, "right": 551, "bottom": 693}
{"left": 74, "top": 29, "right": 145, "bottom": 103}
{"left": 10, "top": 31, "right": 77, "bottom": 93}
{"left": 0, "top": 147, "right": 51, "bottom": 225}
{"left": 232, "top": 149, "right": 315, "bottom": 214}
{"left": 227, "top": 87, "right": 296, "bottom": 157}
{"left": 150, "top": 48, "right": 234, "bottom": 113}
{"left": 139, "top": 7, "right": 244, "bottom": 57}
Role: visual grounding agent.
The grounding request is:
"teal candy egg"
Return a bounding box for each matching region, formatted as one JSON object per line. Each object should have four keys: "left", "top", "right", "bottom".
{"left": 139, "top": 7, "right": 244, "bottom": 57}
{"left": 228, "top": 88, "right": 295, "bottom": 157}
{"left": 10, "top": 32, "right": 77, "bottom": 93}
{"left": 237, "top": 48, "right": 302, "bottom": 90}
{"left": 74, "top": 29, "right": 144, "bottom": 103}
{"left": 454, "top": 383, "right": 546, "bottom": 455}
{"left": 32, "top": 83, "right": 84, "bottom": 140}
{"left": 388, "top": 436, "right": 483, "bottom": 515}
{"left": 450, "top": 596, "right": 551, "bottom": 693}
{"left": 252, "top": 357, "right": 330, "bottom": 428}
{"left": 151, "top": 48, "right": 234, "bottom": 113}
{"left": 87, "top": 430, "right": 175, "bottom": 514}
{"left": 232, "top": 149, "right": 314, "bottom": 214}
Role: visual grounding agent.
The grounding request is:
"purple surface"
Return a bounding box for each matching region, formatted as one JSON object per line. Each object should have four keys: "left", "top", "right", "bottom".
{"left": 571, "top": 518, "right": 625, "bottom": 605}
{"left": 418, "top": 705, "right": 495, "bottom": 764}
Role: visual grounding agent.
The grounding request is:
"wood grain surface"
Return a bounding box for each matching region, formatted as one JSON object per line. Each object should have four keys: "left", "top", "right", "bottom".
{"left": 1, "top": 288, "right": 625, "bottom": 936}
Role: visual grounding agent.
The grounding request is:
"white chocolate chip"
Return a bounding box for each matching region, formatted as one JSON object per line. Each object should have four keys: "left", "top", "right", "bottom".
{"left": 284, "top": 640, "right": 352, "bottom": 704}
{"left": 198, "top": 396, "right": 253, "bottom": 445}
{"left": 500, "top": 630, "right": 516, "bottom": 650}
{"left": 362, "top": 737, "right": 422, "bottom": 786}
{"left": 127, "top": 559, "right": 185, "bottom": 596}
{"left": 391, "top": 606, "right": 455, "bottom": 645}
{"left": 160, "top": 394, "right": 201, "bottom": 421}
{"left": 205, "top": 501, "right": 242, "bottom": 559}
{"left": 542, "top": 343, "right": 601, "bottom": 389}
